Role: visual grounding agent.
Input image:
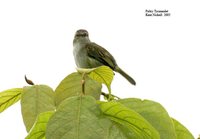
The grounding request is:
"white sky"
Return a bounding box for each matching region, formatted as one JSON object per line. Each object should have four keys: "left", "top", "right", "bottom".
{"left": 0, "top": 0, "right": 199, "bottom": 138}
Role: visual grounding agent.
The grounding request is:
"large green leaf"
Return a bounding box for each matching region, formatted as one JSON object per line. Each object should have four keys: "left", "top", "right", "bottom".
{"left": 118, "top": 98, "right": 176, "bottom": 139}
{"left": 47, "top": 96, "right": 145, "bottom": 139}
{"left": 26, "top": 111, "right": 54, "bottom": 139}
{"left": 55, "top": 72, "right": 101, "bottom": 106}
{"left": 99, "top": 101, "right": 160, "bottom": 139}
{"left": 0, "top": 88, "right": 22, "bottom": 112}
{"left": 46, "top": 96, "right": 108, "bottom": 139}
{"left": 172, "top": 118, "right": 194, "bottom": 139}
{"left": 21, "top": 85, "right": 55, "bottom": 132}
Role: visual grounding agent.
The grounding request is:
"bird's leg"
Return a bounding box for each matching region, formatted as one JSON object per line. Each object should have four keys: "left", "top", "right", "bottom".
{"left": 81, "top": 72, "right": 86, "bottom": 95}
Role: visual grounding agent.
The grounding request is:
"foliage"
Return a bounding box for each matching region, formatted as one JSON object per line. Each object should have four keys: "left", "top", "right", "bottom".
{"left": 21, "top": 85, "right": 55, "bottom": 132}
{"left": 0, "top": 66, "right": 195, "bottom": 139}
{"left": 55, "top": 72, "right": 102, "bottom": 106}
{"left": 0, "top": 88, "right": 22, "bottom": 112}
{"left": 26, "top": 111, "right": 54, "bottom": 139}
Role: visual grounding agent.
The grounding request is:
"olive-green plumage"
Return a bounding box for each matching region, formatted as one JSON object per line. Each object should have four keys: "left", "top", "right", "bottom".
{"left": 73, "top": 29, "right": 136, "bottom": 85}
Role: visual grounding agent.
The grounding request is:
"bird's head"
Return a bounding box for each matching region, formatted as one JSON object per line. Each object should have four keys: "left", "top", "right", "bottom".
{"left": 74, "top": 29, "right": 89, "bottom": 38}
{"left": 73, "top": 29, "right": 90, "bottom": 44}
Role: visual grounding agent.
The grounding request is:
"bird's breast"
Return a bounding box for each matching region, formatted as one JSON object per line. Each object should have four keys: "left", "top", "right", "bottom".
{"left": 73, "top": 43, "right": 103, "bottom": 68}
{"left": 73, "top": 43, "right": 90, "bottom": 68}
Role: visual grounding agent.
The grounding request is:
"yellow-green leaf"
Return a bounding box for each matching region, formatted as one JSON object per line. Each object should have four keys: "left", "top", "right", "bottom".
{"left": 88, "top": 66, "right": 114, "bottom": 93}
{"left": 0, "top": 88, "right": 23, "bottom": 113}
{"left": 172, "top": 118, "right": 194, "bottom": 139}
{"left": 99, "top": 101, "right": 160, "bottom": 139}
{"left": 26, "top": 111, "right": 54, "bottom": 139}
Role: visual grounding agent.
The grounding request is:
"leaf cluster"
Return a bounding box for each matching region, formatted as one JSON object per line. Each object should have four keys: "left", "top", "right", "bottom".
{"left": 0, "top": 66, "right": 195, "bottom": 139}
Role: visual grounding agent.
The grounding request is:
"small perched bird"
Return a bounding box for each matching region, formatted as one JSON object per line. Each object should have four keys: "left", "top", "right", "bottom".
{"left": 73, "top": 29, "right": 136, "bottom": 85}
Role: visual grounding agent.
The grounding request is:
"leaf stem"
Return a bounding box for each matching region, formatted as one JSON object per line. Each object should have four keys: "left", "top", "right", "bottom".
{"left": 81, "top": 72, "right": 86, "bottom": 95}
{"left": 108, "top": 87, "right": 112, "bottom": 101}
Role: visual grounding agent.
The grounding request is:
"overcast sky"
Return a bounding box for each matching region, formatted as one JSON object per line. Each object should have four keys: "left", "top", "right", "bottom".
{"left": 0, "top": 0, "right": 199, "bottom": 138}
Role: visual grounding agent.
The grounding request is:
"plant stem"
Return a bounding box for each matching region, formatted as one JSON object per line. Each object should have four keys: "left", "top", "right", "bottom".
{"left": 81, "top": 72, "right": 86, "bottom": 95}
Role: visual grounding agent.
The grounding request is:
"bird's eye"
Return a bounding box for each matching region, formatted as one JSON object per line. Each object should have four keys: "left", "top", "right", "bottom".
{"left": 75, "top": 30, "right": 88, "bottom": 37}
{"left": 76, "top": 33, "right": 87, "bottom": 37}
{"left": 83, "top": 33, "right": 87, "bottom": 36}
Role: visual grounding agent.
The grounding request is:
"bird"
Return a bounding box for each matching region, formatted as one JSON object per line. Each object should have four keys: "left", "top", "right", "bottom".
{"left": 73, "top": 29, "right": 136, "bottom": 85}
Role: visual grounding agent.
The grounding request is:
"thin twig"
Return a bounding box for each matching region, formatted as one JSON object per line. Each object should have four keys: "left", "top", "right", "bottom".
{"left": 101, "top": 92, "right": 120, "bottom": 100}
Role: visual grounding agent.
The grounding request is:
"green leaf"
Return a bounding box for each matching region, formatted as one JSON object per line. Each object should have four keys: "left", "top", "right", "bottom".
{"left": 21, "top": 85, "right": 55, "bottom": 132}
{"left": 106, "top": 121, "right": 139, "bottom": 139}
{"left": 99, "top": 101, "right": 160, "bottom": 139}
{"left": 25, "top": 111, "right": 54, "bottom": 139}
{"left": 0, "top": 88, "right": 22, "bottom": 112}
{"left": 47, "top": 96, "right": 160, "bottom": 139}
{"left": 88, "top": 66, "right": 114, "bottom": 93}
{"left": 172, "top": 118, "right": 194, "bottom": 139}
{"left": 46, "top": 96, "right": 109, "bottom": 139}
{"left": 55, "top": 72, "right": 101, "bottom": 106}
{"left": 118, "top": 98, "right": 176, "bottom": 139}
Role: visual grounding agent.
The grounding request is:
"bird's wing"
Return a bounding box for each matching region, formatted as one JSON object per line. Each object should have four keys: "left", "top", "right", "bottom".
{"left": 85, "top": 42, "right": 117, "bottom": 70}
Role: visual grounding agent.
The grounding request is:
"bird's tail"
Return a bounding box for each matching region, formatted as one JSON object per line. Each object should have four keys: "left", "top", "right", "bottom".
{"left": 115, "top": 66, "right": 136, "bottom": 85}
